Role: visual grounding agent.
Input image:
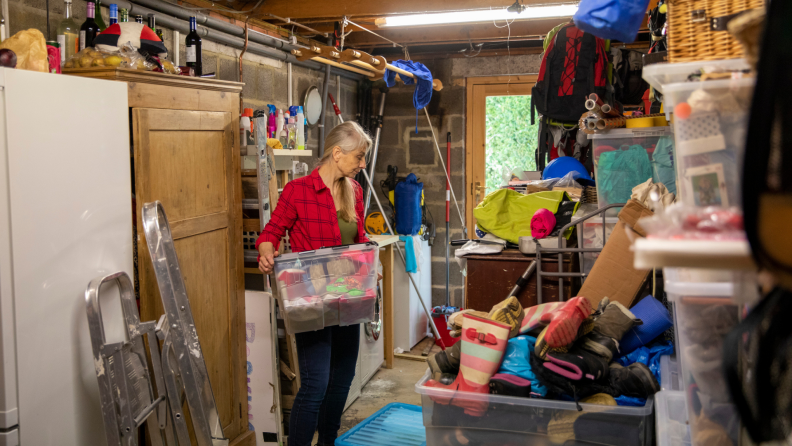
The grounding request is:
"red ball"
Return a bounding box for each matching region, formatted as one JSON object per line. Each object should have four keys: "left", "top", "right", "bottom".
{"left": 675, "top": 102, "right": 692, "bottom": 120}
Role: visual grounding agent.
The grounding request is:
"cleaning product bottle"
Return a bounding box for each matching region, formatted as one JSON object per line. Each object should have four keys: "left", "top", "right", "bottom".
{"left": 267, "top": 104, "right": 276, "bottom": 138}
{"left": 276, "top": 110, "right": 285, "bottom": 142}
{"left": 296, "top": 106, "right": 305, "bottom": 150}
{"left": 279, "top": 112, "right": 290, "bottom": 149}
{"left": 240, "top": 108, "right": 252, "bottom": 156}
{"left": 287, "top": 116, "right": 297, "bottom": 150}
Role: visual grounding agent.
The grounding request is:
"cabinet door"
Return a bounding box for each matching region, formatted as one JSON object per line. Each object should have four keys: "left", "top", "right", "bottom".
{"left": 133, "top": 108, "right": 246, "bottom": 442}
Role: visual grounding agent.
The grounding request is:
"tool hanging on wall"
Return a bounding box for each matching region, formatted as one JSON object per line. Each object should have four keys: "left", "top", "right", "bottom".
{"left": 363, "top": 83, "right": 388, "bottom": 211}
{"left": 445, "top": 132, "right": 451, "bottom": 307}
{"left": 142, "top": 201, "right": 229, "bottom": 446}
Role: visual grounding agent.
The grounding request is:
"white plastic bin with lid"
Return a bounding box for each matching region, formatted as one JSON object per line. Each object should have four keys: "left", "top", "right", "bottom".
{"left": 590, "top": 127, "right": 676, "bottom": 216}
{"left": 273, "top": 242, "right": 379, "bottom": 334}
{"left": 655, "top": 391, "right": 691, "bottom": 446}
{"left": 663, "top": 77, "right": 755, "bottom": 208}
{"left": 415, "top": 370, "right": 655, "bottom": 446}
{"left": 642, "top": 58, "right": 750, "bottom": 95}
{"left": 665, "top": 275, "right": 742, "bottom": 446}
{"left": 659, "top": 355, "right": 682, "bottom": 392}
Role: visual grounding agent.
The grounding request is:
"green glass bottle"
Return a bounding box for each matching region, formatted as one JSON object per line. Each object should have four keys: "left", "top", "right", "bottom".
{"left": 119, "top": 8, "right": 128, "bottom": 22}
{"left": 89, "top": 0, "right": 107, "bottom": 31}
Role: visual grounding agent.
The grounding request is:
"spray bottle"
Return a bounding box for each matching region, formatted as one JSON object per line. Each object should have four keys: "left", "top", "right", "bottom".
{"left": 296, "top": 106, "right": 305, "bottom": 150}
{"left": 276, "top": 109, "right": 285, "bottom": 142}
{"left": 279, "top": 111, "right": 290, "bottom": 149}
{"left": 267, "top": 104, "right": 276, "bottom": 138}
{"left": 286, "top": 116, "right": 297, "bottom": 150}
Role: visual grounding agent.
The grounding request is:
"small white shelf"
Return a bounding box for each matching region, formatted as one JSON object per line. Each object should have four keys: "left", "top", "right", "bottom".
{"left": 272, "top": 149, "right": 314, "bottom": 157}
{"left": 634, "top": 238, "right": 755, "bottom": 270}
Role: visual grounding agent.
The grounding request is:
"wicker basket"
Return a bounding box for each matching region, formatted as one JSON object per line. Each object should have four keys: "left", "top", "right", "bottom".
{"left": 668, "top": 0, "right": 765, "bottom": 63}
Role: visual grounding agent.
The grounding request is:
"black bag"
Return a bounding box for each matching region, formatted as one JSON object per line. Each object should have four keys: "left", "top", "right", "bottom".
{"left": 531, "top": 23, "right": 608, "bottom": 123}
{"left": 613, "top": 48, "right": 649, "bottom": 106}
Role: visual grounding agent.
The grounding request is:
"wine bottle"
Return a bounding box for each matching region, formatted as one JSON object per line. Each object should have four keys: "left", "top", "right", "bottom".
{"left": 134, "top": 15, "right": 143, "bottom": 24}
{"left": 118, "top": 8, "right": 128, "bottom": 22}
{"left": 79, "top": 1, "right": 100, "bottom": 50}
{"left": 108, "top": 3, "right": 117, "bottom": 25}
{"left": 90, "top": 0, "right": 107, "bottom": 31}
{"left": 185, "top": 17, "right": 202, "bottom": 76}
{"left": 56, "top": 0, "right": 79, "bottom": 62}
{"left": 148, "top": 14, "right": 163, "bottom": 41}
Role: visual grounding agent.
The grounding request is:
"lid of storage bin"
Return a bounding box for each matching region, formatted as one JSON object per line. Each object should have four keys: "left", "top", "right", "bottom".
{"left": 335, "top": 403, "right": 426, "bottom": 446}
{"left": 587, "top": 126, "right": 672, "bottom": 140}
{"left": 661, "top": 77, "right": 756, "bottom": 113}
{"left": 275, "top": 241, "right": 379, "bottom": 261}
{"left": 664, "top": 280, "right": 734, "bottom": 299}
{"left": 642, "top": 58, "right": 750, "bottom": 94}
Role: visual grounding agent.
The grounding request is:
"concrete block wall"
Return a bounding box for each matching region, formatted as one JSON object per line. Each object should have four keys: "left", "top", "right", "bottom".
{"left": 373, "top": 53, "right": 542, "bottom": 308}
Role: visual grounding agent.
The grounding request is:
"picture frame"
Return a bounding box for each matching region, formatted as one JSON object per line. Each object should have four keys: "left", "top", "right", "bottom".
{"left": 686, "top": 163, "right": 729, "bottom": 207}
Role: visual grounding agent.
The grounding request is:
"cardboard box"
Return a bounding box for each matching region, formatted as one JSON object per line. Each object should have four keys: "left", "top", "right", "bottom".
{"left": 578, "top": 200, "right": 654, "bottom": 308}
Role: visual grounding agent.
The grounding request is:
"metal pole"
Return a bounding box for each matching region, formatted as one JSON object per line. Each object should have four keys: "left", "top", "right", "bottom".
{"left": 445, "top": 132, "right": 451, "bottom": 307}
{"left": 318, "top": 36, "right": 333, "bottom": 157}
{"left": 361, "top": 169, "right": 444, "bottom": 347}
{"left": 364, "top": 92, "right": 387, "bottom": 211}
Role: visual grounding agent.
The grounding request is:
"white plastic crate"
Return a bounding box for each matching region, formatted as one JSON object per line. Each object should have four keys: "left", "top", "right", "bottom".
{"left": 655, "top": 390, "right": 691, "bottom": 446}
{"left": 273, "top": 242, "right": 379, "bottom": 334}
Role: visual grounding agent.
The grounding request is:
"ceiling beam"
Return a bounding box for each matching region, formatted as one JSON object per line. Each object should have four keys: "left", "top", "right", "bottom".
{"left": 248, "top": 0, "right": 571, "bottom": 20}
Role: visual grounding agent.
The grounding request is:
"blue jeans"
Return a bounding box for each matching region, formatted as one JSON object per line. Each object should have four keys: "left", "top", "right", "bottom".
{"left": 289, "top": 324, "right": 360, "bottom": 446}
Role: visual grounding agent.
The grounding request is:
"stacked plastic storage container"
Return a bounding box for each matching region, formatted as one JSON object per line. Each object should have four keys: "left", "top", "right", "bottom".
{"left": 663, "top": 268, "right": 756, "bottom": 446}
{"left": 273, "top": 242, "right": 379, "bottom": 334}
{"left": 415, "top": 371, "right": 655, "bottom": 446}
{"left": 589, "top": 127, "right": 677, "bottom": 215}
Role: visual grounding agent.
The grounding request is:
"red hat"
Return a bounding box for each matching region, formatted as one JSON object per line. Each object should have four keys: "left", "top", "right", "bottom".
{"left": 94, "top": 22, "right": 167, "bottom": 55}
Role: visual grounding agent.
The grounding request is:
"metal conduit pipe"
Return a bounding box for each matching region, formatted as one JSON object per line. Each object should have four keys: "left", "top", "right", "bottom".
{"left": 112, "top": 0, "right": 364, "bottom": 80}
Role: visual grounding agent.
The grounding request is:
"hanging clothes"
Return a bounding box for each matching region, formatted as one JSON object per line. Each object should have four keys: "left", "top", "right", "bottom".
{"left": 384, "top": 60, "right": 433, "bottom": 110}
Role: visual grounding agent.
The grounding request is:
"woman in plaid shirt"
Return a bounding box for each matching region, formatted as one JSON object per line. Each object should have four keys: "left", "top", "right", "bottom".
{"left": 256, "top": 121, "right": 377, "bottom": 446}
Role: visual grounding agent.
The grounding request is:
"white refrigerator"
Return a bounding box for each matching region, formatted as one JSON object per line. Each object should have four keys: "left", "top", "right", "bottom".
{"left": 0, "top": 68, "right": 133, "bottom": 445}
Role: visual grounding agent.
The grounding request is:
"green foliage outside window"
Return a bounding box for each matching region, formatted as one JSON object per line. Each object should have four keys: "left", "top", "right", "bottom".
{"left": 485, "top": 95, "right": 539, "bottom": 194}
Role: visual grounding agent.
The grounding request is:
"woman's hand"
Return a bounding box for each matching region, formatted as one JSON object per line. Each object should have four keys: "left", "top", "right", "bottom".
{"left": 258, "top": 242, "right": 279, "bottom": 274}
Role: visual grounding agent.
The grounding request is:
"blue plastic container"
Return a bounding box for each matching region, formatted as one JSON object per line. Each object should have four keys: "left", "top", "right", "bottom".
{"left": 335, "top": 403, "right": 426, "bottom": 446}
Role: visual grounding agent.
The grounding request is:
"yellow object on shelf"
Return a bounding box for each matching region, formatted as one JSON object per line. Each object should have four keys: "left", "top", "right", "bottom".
{"left": 625, "top": 117, "right": 655, "bottom": 128}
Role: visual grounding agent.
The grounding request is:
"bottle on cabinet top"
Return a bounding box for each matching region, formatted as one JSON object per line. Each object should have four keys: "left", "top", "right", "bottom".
{"left": 134, "top": 15, "right": 143, "bottom": 24}
{"left": 79, "top": 1, "right": 100, "bottom": 50}
{"left": 90, "top": 0, "right": 107, "bottom": 31}
{"left": 108, "top": 3, "right": 117, "bottom": 25}
{"left": 185, "top": 17, "right": 202, "bottom": 76}
{"left": 56, "top": 0, "right": 79, "bottom": 62}
{"left": 118, "top": 8, "right": 128, "bottom": 22}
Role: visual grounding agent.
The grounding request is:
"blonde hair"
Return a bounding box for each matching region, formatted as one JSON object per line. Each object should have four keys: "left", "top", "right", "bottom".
{"left": 319, "top": 121, "right": 372, "bottom": 222}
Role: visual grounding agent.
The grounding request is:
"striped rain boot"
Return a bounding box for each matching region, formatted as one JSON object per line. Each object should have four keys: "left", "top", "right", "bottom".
{"left": 425, "top": 313, "right": 510, "bottom": 416}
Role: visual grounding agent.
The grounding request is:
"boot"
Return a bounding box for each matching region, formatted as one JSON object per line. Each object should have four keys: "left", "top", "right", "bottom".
{"left": 425, "top": 313, "right": 511, "bottom": 416}
{"left": 580, "top": 300, "right": 641, "bottom": 361}
{"left": 448, "top": 309, "right": 488, "bottom": 338}
{"left": 488, "top": 296, "right": 524, "bottom": 338}
{"left": 428, "top": 341, "right": 462, "bottom": 381}
{"left": 543, "top": 345, "right": 610, "bottom": 381}
{"left": 608, "top": 363, "right": 660, "bottom": 399}
{"left": 537, "top": 296, "right": 592, "bottom": 350}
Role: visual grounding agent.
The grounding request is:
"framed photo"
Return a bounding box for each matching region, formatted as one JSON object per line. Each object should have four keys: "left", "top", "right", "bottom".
{"left": 686, "top": 163, "right": 729, "bottom": 207}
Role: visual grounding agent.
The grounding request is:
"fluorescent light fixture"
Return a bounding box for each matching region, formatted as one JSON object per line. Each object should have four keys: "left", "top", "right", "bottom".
{"left": 375, "top": 4, "right": 578, "bottom": 28}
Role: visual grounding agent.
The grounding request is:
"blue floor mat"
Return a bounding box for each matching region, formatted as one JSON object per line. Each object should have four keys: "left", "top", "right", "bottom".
{"left": 335, "top": 403, "right": 426, "bottom": 446}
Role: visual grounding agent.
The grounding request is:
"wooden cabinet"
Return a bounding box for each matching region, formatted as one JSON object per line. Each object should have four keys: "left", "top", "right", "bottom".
{"left": 65, "top": 68, "right": 252, "bottom": 446}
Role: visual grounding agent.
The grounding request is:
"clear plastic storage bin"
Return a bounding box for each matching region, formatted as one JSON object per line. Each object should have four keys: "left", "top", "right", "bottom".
{"left": 655, "top": 391, "right": 691, "bottom": 446}
{"left": 415, "top": 370, "right": 655, "bottom": 446}
{"left": 662, "top": 77, "right": 754, "bottom": 208}
{"left": 665, "top": 275, "right": 742, "bottom": 446}
{"left": 273, "top": 242, "right": 379, "bottom": 334}
{"left": 590, "top": 127, "right": 676, "bottom": 216}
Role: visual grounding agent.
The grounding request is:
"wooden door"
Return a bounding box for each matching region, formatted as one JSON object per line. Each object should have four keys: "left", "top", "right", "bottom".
{"left": 133, "top": 108, "right": 247, "bottom": 442}
{"left": 465, "top": 76, "right": 537, "bottom": 233}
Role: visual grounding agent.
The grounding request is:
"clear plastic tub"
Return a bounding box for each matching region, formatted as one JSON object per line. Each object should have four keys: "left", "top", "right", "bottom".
{"left": 590, "top": 127, "right": 676, "bottom": 216}
{"left": 659, "top": 355, "right": 682, "bottom": 392}
{"left": 665, "top": 278, "right": 741, "bottom": 446}
{"left": 655, "top": 390, "right": 691, "bottom": 446}
{"left": 415, "top": 370, "right": 655, "bottom": 446}
{"left": 641, "top": 58, "right": 750, "bottom": 95}
{"left": 662, "top": 77, "right": 755, "bottom": 208}
{"left": 273, "top": 242, "right": 379, "bottom": 334}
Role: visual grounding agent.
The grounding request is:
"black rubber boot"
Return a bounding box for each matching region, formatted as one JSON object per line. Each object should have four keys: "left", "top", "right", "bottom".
{"left": 608, "top": 363, "right": 660, "bottom": 399}
{"left": 428, "top": 341, "right": 462, "bottom": 380}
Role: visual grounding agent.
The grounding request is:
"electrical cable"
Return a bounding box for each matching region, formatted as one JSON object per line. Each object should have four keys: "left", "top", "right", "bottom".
{"left": 423, "top": 107, "right": 467, "bottom": 236}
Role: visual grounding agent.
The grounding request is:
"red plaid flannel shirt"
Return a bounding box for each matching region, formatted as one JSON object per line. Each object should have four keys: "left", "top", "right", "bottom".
{"left": 255, "top": 168, "right": 370, "bottom": 253}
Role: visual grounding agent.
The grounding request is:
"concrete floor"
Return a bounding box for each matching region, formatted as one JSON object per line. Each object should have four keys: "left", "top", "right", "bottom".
{"left": 338, "top": 357, "right": 428, "bottom": 435}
